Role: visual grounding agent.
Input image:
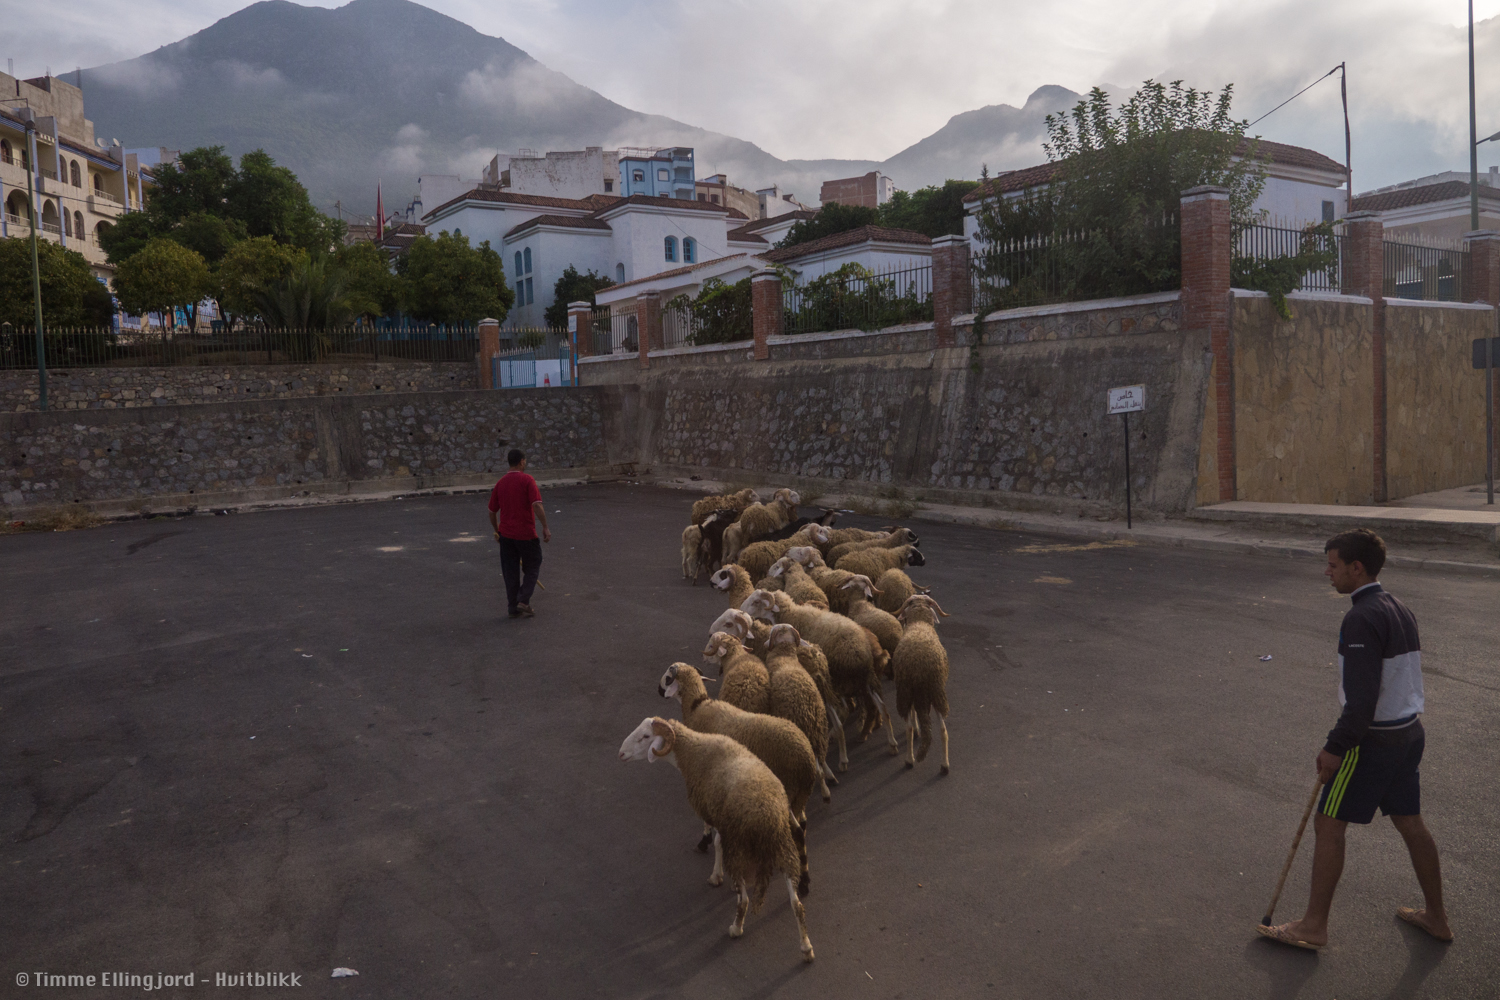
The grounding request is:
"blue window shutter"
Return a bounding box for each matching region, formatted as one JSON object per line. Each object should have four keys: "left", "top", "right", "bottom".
{"left": 524, "top": 247, "right": 532, "bottom": 274}
{"left": 514, "top": 252, "right": 522, "bottom": 277}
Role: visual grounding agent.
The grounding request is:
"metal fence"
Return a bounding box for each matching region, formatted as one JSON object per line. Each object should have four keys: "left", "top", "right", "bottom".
{"left": 0, "top": 326, "right": 479, "bottom": 370}
{"left": 1232, "top": 223, "right": 1344, "bottom": 293}
{"left": 972, "top": 232, "right": 1086, "bottom": 314}
{"left": 783, "top": 263, "right": 932, "bottom": 335}
{"left": 591, "top": 307, "right": 639, "bottom": 355}
{"left": 1383, "top": 240, "right": 1468, "bottom": 302}
{"left": 492, "top": 340, "right": 574, "bottom": 388}
{"left": 662, "top": 300, "right": 699, "bottom": 348}
{"left": 971, "top": 215, "right": 1179, "bottom": 313}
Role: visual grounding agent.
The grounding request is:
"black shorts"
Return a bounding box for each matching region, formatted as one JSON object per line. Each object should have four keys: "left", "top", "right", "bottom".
{"left": 1319, "top": 728, "right": 1424, "bottom": 824}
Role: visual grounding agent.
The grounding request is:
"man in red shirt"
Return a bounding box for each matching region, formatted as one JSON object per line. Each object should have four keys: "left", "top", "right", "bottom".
{"left": 487, "top": 449, "right": 551, "bottom": 618}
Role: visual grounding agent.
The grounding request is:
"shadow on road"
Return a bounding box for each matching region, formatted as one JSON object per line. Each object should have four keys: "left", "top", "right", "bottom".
{"left": 1242, "top": 936, "right": 1318, "bottom": 1000}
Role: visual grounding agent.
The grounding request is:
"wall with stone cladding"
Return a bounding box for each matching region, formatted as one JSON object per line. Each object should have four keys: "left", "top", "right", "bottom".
{"left": 976, "top": 292, "right": 1181, "bottom": 346}
{"left": 1, "top": 388, "right": 609, "bottom": 508}
{"left": 0, "top": 362, "right": 478, "bottom": 412}
{"left": 1383, "top": 301, "right": 1493, "bottom": 499}
{"left": 1230, "top": 292, "right": 1375, "bottom": 505}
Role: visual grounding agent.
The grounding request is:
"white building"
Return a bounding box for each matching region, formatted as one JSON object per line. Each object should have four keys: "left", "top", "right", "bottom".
{"left": 757, "top": 185, "right": 813, "bottom": 219}
{"left": 1350, "top": 169, "right": 1500, "bottom": 243}
{"left": 481, "top": 147, "right": 621, "bottom": 199}
{"left": 760, "top": 225, "right": 932, "bottom": 281}
{"left": 961, "top": 137, "right": 1350, "bottom": 247}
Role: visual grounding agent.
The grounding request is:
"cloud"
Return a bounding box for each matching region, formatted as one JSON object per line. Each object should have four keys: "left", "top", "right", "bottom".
{"left": 379, "top": 123, "right": 429, "bottom": 173}
{"left": 216, "top": 60, "right": 287, "bottom": 90}
{"left": 88, "top": 57, "right": 182, "bottom": 95}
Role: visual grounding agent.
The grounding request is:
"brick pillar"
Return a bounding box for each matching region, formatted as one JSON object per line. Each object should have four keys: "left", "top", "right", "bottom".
{"left": 477, "top": 317, "right": 499, "bottom": 390}
{"left": 931, "top": 234, "right": 971, "bottom": 349}
{"left": 1180, "top": 185, "right": 1234, "bottom": 502}
{"left": 1343, "top": 211, "right": 1386, "bottom": 501}
{"left": 751, "top": 269, "right": 782, "bottom": 361}
{"left": 637, "top": 291, "right": 661, "bottom": 369}
{"left": 1465, "top": 230, "right": 1500, "bottom": 485}
{"left": 567, "top": 301, "right": 593, "bottom": 359}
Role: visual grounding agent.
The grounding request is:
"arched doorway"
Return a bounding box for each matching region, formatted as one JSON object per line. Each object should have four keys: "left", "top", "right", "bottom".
{"left": 5, "top": 191, "right": 30, "bottom": 224}
{"left": 41, "top": 199, "right": 60, "bottom": 233}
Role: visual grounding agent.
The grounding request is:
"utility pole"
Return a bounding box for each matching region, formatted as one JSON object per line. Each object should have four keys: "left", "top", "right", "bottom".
{"left": 25, "top": 116, "right": 46, "bottom": 411}
{"left": 1471, "top": 0, "right": 1481, "bottom": 232}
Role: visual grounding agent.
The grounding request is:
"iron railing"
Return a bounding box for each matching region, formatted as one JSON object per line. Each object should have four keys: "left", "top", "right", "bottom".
{"left": 662, "top": 300, "right": 699, "bottom": 348}
{"left": 591, "top": 307, "right": 639, "bottom": 355}
{"left": 1232, "top": 223, "right": 1344, "bottom": 293}
{"left": 783, "top": 263, "right": 932, "bottom": 335}
{"left": 1384, "top": 240, "right": 1468, "bottom": 302}
{"left": 0, "top": 326, "right": 480, "bottom": 370}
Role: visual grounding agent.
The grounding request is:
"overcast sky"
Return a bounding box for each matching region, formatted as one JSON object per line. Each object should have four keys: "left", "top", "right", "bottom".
{"left": 10, "top": 0, "right": 1500, "bottom": 190}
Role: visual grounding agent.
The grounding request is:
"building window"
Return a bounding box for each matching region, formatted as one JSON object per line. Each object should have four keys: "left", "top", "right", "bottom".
{"left": 604, "top": 180, "right": 613, "bottom": 192}
{"left": 525, "top": 277, "right": 533, "bottom": 305}
{"left": 93, "top": 173, "right": 103, "bottom": 193}
{"left": 657, "top": 168, "right": 669, "bottom": 182}
{"left": 523, "top": 247, "right": 532, "bottom": 273}
{"left": 616, "top": 262, "right": 625, "bottom": 282}
{"left": 633, "top": 169, "right": 645, "bottom": 183}
{"left": 0, "top": 139, "right": 10, "bottom": 165}
{"left": 1322, "top": 200, "right": 1335, "bottom": 223}
{"left": 515, "top": 251, "right": 523, "bottom": 278}
{"left": 711, "top": 194, "right": 720, "bottom": 204}
{"left": 75, "top": 210, "right": 84, "bottom": 238}
{"left": 63, "top": 211, "right": 72, "bottom": 237}
{"left": 683, "top": 238, "right": 695, "bottom": 263}
{"left": 664, "top": 236, "right": 677, "bottom": 262}
{"left": 70, "top": 160, "right": 82, "bottom": 187}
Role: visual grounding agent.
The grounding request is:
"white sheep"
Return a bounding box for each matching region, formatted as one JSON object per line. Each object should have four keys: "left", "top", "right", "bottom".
{"left": 681, "top": 524, "right": 704, "bottom": 584}
{"left": 710, "top": 565, "right": 756, "bottom": 610}
{"left": 834, "top": 544, "right": 926, "bottom": 580}
{"left": 618, "top": 717, "right": 814, "bottom": 961}
{"left": 723, "top": 488, "right": 800, "bottom": 564}
{"left": 766, "top": 556, "right": 830, "bottom": 608}
{"left": 762, "top": 624, "right": 834, "bottom": 801}
{"left": 735, "top": 523, "right": 833, "bottom": 581}
{"left": 825, "top": 527, "right": 920, "bottom": 567}
{"left": 703, "top": 631, "right": 769, "bottom": 714}
{"left": 893, "top": 595, "right": 952, "bottom": 774}
{"left": 874, "top": 567, "right": 929, "bottom": 616}
{"left": 691, "top": 487, "right": 759, "bottom": 526}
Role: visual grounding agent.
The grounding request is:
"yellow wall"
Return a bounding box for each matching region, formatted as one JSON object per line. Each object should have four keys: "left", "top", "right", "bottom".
{"left": 1230, "top": 293, "right": 1375, "bottom": 504}
{"left": 1384, "top": 302, "right": 1493, "bottom": 499}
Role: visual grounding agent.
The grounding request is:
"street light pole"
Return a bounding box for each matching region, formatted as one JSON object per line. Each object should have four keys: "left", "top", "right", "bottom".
{"left": 1471, "top": 0, "right": 1481, "bottom": 232}
{"left": 24, "top": 119, "right": 47, "bottom": 411}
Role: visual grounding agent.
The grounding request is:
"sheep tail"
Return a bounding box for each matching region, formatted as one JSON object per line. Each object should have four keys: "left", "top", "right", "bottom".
{"left": 790, "top": 815, "right": 810, "bottom": 898}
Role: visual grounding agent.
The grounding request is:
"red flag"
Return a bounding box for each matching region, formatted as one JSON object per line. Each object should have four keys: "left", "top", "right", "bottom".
{"left": 376, "top": 181, "right": 385, "bottom": 240}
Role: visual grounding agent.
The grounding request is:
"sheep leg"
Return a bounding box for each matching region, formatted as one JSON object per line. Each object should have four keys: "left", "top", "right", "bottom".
{"left": 905, "top": 709, "right": 919, "bottom": 769}
{"left": 883, "top": 687, "right": 901, "bottom": 756}
{"left": 708, "top": 829, "right": 725, "bottom": 887}
{"left": 817, "top": 767, "right": 833, "bottom": 803}
{"left": 824, "top": 701, "right": 848, "bottom": 779}
{"left": 937, "top": 713, "right": 950, "bottom": 776}
{"left": 729, "top": 882, "right": 750, "bottom": 938}
{"left": 696, "top": 823, "right": 714, "bottom": 853}
{"left": 787, "top": 877, "right": 815, "bottom": 962}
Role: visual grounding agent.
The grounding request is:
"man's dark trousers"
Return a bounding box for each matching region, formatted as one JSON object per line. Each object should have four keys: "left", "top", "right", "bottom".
{"left": 499, "top": 536, "right": 543, "bottom": 610}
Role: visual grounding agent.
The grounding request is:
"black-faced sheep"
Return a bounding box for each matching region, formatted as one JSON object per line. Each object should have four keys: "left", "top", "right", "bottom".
{"left": 834, "top": 544, "right": 926, "bottom": 580}
{"left": 703, "top": 631, "right": 770, "bottom": 714}
{"left": 736, "top": 523, "right": 833, "bottom": 581}
{"left": 893, "top": 595, "right": 951, "bottom": 774}
{"left": 874, "top": 567, "right": 929, "bottom": 615}
{"left": 691, "top": 488, "right": 759, "bottom": 526}
{"left": 825, "top": 527, "right": 920, "bottom": 567}
{"left": 618, "top": 717, "right": 814, "bottom": 961}
{"left": 659, "top": 662, "right": 824, "bottom": 821}
{"left": 710, "top": 565, "right": 756, "bottom": 610}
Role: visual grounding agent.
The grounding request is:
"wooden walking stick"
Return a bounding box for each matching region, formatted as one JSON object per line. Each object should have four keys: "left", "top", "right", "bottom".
{"left": 1261, "top": 778, "right": 1325, "bottom": 926}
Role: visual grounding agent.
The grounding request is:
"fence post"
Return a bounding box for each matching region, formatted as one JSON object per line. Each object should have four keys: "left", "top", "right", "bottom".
{"left": 1343, "top": 211, "right": 1386, "bottom": 502}
{"left": 637, "top": 291, "right": 661, "bottom": 370}
{"left": 1180, "top": 185, "right": 1234, "bottom": 502}
{"left": 1465, "top": 230, "right": 1500, "bottom": 488}
{"left": 931, "top": 234, "right": 971, "bottom": 349}
{"left": 568, "top": 301, "right": 593, "bottom": 360}
{"left": 751, "top": 269, "right": 781, "bottom": 361}
{"left": 477, "top": 317, "right": 500, "bottom": 389}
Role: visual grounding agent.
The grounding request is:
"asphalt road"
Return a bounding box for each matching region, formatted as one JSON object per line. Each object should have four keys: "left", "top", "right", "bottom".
{"left": 2, "top": 484, "right": 1496, "bottom": 999}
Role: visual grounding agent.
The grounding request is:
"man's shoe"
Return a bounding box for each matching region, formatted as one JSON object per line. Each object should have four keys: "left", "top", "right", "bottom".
{"left": 507, "top": 607, "right": 522, "bottom": 618}
{"left": 517, "top": 603, "right": 536, "bottom": 618}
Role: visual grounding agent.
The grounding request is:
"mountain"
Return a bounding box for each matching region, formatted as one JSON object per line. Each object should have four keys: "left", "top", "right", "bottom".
{"left": 80, "top": 0, "right": 1076, "bottom": 215}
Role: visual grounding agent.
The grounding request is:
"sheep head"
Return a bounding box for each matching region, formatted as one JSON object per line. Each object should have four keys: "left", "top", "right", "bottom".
{"left": 735, "top": 488, "right": 759, "bottom": 503}
{"left": 772, "top": 487, "right": 801, "bottom": 507}
{"left": 709, "top": 567, "right": 737, "bottom": 592}
{"left": 767, "top": 623, "right": 801, "bottom": 648}
{"left": 839, "top": 574, "right": 880, "bottom": 600}
{"left": 659, "top": 663, "right": 681, "bottom": 699}
{"left": 807, "top": 524, "right": 832, "bottom": 546}
{"left": 709, "top": 608, "right": 752, "bottom": 641}
{"left": 703, "top": 631, "right": 744, "bottom": 672}
{"left": 786, "top": 545, "right": 824, "bottom": 569}
{"left": 896, "top": 594, "right": 949, "bottom": 625}
{"left": 619, "top": 716, "right": 676, "bottom": 762}
{"left": 767, "top": 556, "right": 794, "bottom": 579}
{"left": 905, "top": 546, "right": 927, "bottom": 567}
{"left": 740, "top": 590, "right": 778, "bottom": 623}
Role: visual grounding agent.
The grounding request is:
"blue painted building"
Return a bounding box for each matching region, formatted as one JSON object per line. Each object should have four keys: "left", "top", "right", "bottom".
{"left": 618, "top": 147, "right": 695, "bottom": 200}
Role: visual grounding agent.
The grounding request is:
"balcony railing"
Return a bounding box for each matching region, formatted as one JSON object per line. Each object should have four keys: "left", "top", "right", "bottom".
{"left": 89, "top": 188, "right": 119, "bottom": 204}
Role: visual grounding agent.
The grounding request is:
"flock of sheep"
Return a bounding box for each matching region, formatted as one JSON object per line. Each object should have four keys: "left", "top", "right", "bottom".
{"left": 618, "top": 487, "right": 952, "bottom": 964}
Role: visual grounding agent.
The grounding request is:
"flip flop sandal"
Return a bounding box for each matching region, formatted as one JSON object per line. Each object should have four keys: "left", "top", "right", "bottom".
{"left": 1396, "top": 907, "right": 1454, "bottom": 942}
{"left": 1256, "top": 923, "right": 1324, "bottom": 951}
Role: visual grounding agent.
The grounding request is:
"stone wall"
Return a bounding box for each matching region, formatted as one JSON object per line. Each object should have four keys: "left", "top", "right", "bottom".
{"left": 0, "top": 361, "right": 478, "bottom": 412}
{"left": 1, "top": 388, "right": 609, "bottom": 508}
{"left": 1384, "top": 301, "right": 1493, "bottom": 499}
{"left": 1229, "top": 292, "right": 1375, "bottom": 505}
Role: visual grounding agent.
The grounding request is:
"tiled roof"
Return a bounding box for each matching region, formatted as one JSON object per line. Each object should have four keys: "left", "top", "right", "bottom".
{"left": 604, "top": 253, "right": 754, "bottom": 292}
{"left": 1350, "top": 180, "right": 1500, "bottom": 213}
{"left": 728, "top": 231, "right": 770, "bottom": 245}
{"left": 725, "top": 206, "right": 750, "bottom": 220}
{"left": 961, "top": 136, "right": 1347, "bottom": 204}
{"left": 427, "top": 187, "right": 604, "bottom": 218}
{"left": 505, "top": 214, "right": 612, "bottom": 238}
{"left": 590, "top": 193, "right": 731, "bottom": 218}
{"left": 760, "top": 226, "right": 932, "bottom": 263}
{"left": 733, "top": 210, "right": 818, "bottom": 234}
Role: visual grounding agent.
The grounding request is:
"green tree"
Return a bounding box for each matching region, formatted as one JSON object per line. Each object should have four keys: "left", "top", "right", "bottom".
{"left": 228, "top": 150, "right": 345, "bottom": 252}
{"left": 252, "top": 255, "right": 355, "bottom": 330}
{"left": 216, "top": 236, "right": 308, "bottom": 321}
{"left": 878, "top": 180, "right": 980, "bottom": 237}
{"left": 973, "top": 79, "right": 1267, "bottom": 307}
{"left": 335, "top": 240, "right": 400, "bottom": 321}
{"left": 147, "top": 146, "right": 237, "bottom": 222}
{"left": 397, "top": 231, "right": 514, "bottom": 325}
{"left": 168, "top": 211, "right": 246, "bottom": 267}
{"left": 0, "top": 237, "right": 114, "bottom": 327}
{"left": 776, "top": 202, "right": 881, "bottom": 249}
{"left": 666, "top": 276, "right": 754, "bottom": 345}
{"left": 113, "top": 239, "right": 212, "bottom": 329}
{"left": 543, "top": 265, "right": 614, "bottom": 328}
{"left": 97, "top": 210, "right": 159, "bottom": 265}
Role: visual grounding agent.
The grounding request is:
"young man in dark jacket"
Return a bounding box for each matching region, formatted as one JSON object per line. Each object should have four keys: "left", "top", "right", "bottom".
{"left": 487, "top": 449, "right": 550, "bottom": 618}
{"left": 1260, "top": 529, "right": 1453, "bottom": 949}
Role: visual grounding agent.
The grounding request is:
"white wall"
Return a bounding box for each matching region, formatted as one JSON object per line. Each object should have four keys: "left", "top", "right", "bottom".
{"left": 502, "top": 227, "right": 614, "bottom": 327}
{"left": 427, "top": 202, "right": 550, "bottom": 250}
{"left": 784, "top": 244, "right": 932, "bottom": 282}
{"left": 603, "top": 207, "right": 730, "bottom": 285}
{"left": 508, "top": 148, "right": 618, "bottom": 199}
{"left": 1252, "top": 176, "right": 1345, "bottom": 227}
